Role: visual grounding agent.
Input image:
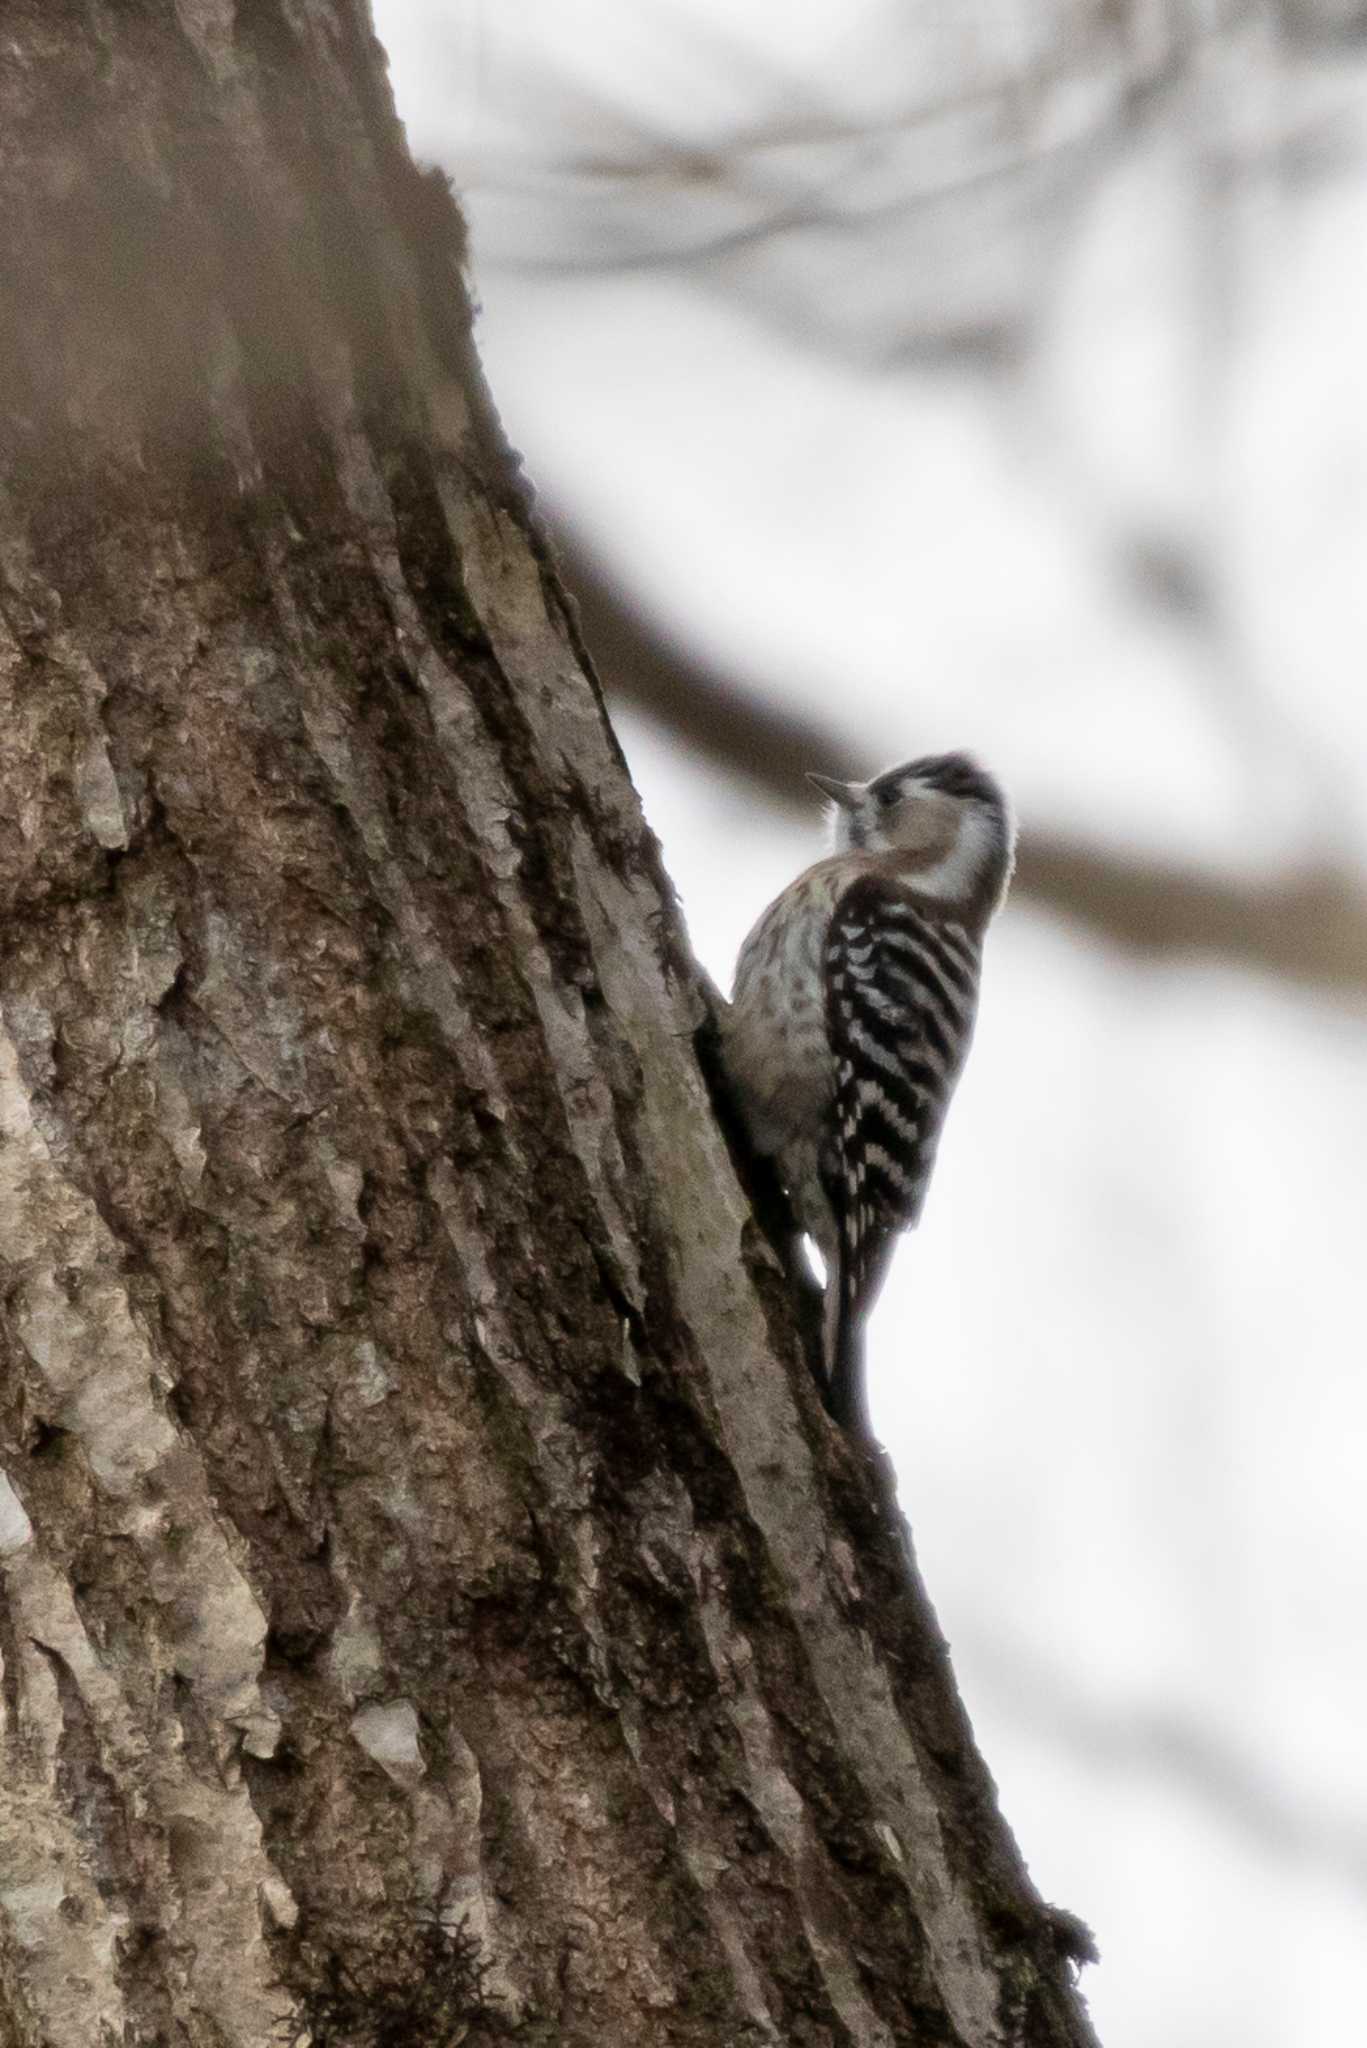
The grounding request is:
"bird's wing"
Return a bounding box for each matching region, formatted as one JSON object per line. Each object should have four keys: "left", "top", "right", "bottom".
{"left": 819, "top": 876, "right": 980, "bottom": 1423}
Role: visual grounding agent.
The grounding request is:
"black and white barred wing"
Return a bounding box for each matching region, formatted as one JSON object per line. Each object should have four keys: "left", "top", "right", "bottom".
{"left": 820, "top": 876, "right": 981, "bottom": 1333}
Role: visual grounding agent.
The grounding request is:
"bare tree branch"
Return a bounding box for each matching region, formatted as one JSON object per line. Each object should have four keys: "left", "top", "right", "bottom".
{"left": 966, "top": 1636, "right": 1367, "bottom": 1898}
{"left": 558, "top": 532, "right": 1367, "bottom": 998}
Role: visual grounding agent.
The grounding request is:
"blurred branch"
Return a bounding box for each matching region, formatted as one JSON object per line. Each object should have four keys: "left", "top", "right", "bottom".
{"left": 559, "top": 532, "right": 1367, "bottom": 998}
{"left": 966, "top": 1634, "right": 1367, "bottom": 1898}
{"left": 459, "top": 10, "right": 1197, "bottom": 363}
{"left": 491, "top": 76, "right": 1149, "bottom": 278}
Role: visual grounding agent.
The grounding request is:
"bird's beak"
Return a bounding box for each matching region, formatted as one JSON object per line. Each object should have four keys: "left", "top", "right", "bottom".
{"left": 806, "top": 772, "right": 861, "bottom": 809}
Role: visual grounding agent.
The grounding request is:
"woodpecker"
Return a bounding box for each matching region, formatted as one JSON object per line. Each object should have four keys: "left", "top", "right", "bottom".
{"left": 723, "top": 753, "right": 1015, "bottom": 1438}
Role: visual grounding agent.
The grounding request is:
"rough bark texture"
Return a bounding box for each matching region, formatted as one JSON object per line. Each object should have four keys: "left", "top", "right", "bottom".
{"left": 0, "top": 7, "right": 1098, "bottom": 2046}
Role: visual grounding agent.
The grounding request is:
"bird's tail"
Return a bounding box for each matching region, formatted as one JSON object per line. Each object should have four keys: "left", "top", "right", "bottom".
{"left": 823, "top": 1252, "right": 873, "bottom": 1440}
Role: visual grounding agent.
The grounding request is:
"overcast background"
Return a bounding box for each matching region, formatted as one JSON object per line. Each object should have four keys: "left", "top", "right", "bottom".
{"left": 371, "top": 5, "right": 1367, "bottom": 2042}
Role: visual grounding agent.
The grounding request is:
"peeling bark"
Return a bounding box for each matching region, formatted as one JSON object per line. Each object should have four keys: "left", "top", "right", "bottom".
{"left": 0, "top": 6, "right": 1099, "bottom": 2045}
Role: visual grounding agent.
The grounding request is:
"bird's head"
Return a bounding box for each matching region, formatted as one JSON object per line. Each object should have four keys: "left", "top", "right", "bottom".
{"left": 808, "top": 752, "right": 1016, "bottom": 916}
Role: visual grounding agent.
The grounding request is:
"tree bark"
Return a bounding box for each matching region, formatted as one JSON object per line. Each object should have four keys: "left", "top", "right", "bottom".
{"left": 0, "top": 7, "right": 1098, "bottom": 2045}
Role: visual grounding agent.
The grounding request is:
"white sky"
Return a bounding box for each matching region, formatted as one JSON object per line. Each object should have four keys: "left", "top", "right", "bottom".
{"left": 376, "top": 7, "right": 1367, "bottom": 2042}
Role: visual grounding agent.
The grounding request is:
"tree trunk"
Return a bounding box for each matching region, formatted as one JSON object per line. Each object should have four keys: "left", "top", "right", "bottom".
{"left": 0, "top": 7, "right": 1098, "bottom": 2044}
